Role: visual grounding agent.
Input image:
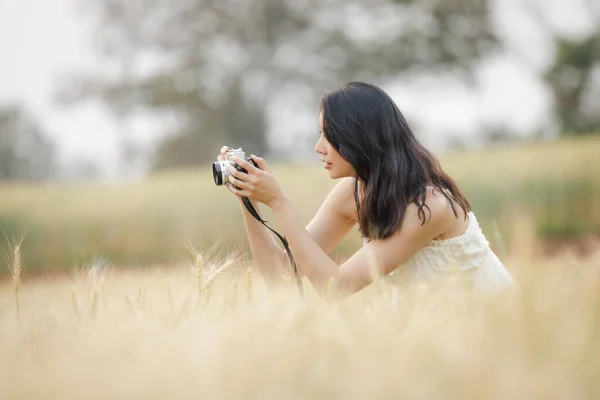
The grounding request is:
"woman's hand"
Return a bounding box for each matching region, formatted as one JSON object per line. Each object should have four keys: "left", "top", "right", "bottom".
{"left": 226, "top": 154, "right": 286, "bottom": 208}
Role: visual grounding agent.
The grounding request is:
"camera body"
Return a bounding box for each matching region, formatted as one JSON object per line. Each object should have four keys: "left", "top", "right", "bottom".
{"left": 212, "top": 147, "right": 258, "bottom": 186}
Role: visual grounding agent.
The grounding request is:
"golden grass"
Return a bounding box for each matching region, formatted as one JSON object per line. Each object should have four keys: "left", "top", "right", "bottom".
{"left": 1, "top": 247, "right": 600, "bottom": 398}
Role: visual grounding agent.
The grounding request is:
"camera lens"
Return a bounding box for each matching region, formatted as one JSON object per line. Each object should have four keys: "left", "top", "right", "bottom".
{"left": 213, "top": 162, "right": 225, "bottom": 186}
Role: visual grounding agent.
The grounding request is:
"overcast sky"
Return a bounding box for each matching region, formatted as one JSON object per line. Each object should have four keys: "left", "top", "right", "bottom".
{"left": 0, "top": 0, "right": 596, "bottom": 179}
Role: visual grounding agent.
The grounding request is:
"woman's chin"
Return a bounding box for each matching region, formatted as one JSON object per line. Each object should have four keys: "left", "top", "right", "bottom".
{"left": 327, "top": 170, "right": 345, "bottom": 179}
{"left": 325, "top": 166, "right": 353, "bottom": 179}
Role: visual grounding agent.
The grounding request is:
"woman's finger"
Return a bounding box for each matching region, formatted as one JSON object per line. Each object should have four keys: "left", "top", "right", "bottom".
{"left": 228, "top": 175, "right": 252, "bottom": 191}
{"left": 250, "top": 154, "right": 269, "bottom": 172}
{"left": 231, "top": 156, "right": 258, "bottom": 174}
{"left": 227, "top": 183, "right": 250, "bottom": 197}
{"left": 228, "top": 165, "right": 254, "bottom": 182}
{"left": 217, "top": 146, "right": 228, "bottom": 161}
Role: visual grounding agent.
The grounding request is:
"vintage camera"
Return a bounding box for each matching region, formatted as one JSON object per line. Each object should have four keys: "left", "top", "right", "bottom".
{"left": 213, "top": 147, "right": 258, "bottom": 186}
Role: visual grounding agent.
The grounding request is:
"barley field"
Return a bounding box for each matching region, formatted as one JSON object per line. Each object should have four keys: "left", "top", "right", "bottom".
{"left": 1, "top": 135, "right": 600, "bottom": 398}
{"left": 1, "top": 246, "right": 600, "bottom": 398}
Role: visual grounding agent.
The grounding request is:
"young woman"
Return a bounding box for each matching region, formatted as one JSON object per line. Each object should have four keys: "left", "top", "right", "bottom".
{"left": 219, "top": 82, "right": 515, "bottom": 297}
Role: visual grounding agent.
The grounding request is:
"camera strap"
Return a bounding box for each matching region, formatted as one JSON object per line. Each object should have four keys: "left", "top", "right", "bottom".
{"left": 241, "top": 196, "right": 303, "bottom": 297}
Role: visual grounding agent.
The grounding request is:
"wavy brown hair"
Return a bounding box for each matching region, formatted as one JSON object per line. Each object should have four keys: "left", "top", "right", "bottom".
{"left": 319, "top": 82, "right": 471, "bottom": 241}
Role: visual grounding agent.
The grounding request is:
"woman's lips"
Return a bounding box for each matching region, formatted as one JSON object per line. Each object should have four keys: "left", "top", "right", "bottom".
{"left": 321, "top": 158, "right": 332, "bottom": 170}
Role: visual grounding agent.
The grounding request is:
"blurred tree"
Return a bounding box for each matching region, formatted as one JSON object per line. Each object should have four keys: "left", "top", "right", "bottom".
{"left": 545, "top": 33, "right": 600, "bottom": 134}
{"left": 0, "top": 106, "right": 57, "bottom": 182}
{"left": 60, "top": 0, "right": 498, "bottom": 169}
{"left": 522, "top": 0, "right": 600, "bottom": 135}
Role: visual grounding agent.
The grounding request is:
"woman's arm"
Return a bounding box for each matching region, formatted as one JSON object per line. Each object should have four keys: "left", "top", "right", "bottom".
{"left": 236, "top": 196, "right": 289, "bottom": 286}
{"left": 232, "top": 169, "right": 356, "bottom": 286}
{"left": 269, "top": 193, "right": 454, "bottom": 297}
{"left": 226, "top": 155, "right": 454, "bottom": 298}
{"left": 303, "top": 177, "right": 357, "bottom": 255}
{"left": 217, "top": 146, "right": 286, "bottom": 286}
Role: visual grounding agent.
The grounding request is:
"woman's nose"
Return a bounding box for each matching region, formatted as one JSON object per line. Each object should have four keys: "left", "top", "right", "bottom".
{"left": 315, "top": 137, "right": 325, "bottom": 155}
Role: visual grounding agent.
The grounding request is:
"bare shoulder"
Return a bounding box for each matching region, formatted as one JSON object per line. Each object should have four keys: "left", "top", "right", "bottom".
{"left": 403, "top": 189, "right": 457, "bottom": 232}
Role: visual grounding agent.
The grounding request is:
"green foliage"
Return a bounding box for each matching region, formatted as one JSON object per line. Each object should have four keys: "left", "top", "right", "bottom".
{"left": 537, "top": 220, "right": 592, "bottom": 239}
{"left": 545, "top": 32, "right": 600, "bottom": 134}
{"left": 459, "top": 177, "right": 599, "bottom": 240}
{"left": 0, "top": 106, "right": 57, "bottom": 182}
{"left": 0, "top": 215, "right": 25, "bottom": 239}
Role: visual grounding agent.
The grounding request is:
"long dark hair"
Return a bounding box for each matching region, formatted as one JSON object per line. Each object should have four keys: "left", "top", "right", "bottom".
{"left": 319, "top": 82, "right": 471, "bottom": 241}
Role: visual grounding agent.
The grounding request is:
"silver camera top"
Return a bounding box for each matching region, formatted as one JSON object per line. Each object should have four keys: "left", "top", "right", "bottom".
{"left": 225, "top": 147, "right": 246, "bottom": 161}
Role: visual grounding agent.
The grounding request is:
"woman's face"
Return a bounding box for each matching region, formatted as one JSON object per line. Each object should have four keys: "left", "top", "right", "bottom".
{"left": 315, "top": 111, "right": 355, "bottom": 179}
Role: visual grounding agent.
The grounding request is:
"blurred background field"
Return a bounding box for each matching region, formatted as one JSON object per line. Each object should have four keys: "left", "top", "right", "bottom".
{"left": 1, "top": 133, "right": 599, "bottom": 277}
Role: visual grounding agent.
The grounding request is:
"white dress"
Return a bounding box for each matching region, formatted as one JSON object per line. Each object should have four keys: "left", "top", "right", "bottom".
{"left": 364, "top": 210, "right": 516, "bottom": 292}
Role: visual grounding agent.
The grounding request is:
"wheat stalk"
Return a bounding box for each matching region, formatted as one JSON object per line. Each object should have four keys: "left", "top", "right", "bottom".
{"left": 204, "top": 281, "right": 213, "bottom": 306}
{"left": 492, "top": 220, "right": 506, "bottom": 262}
{"left": 4, "top": 234, "right": 25, "bottom": 324}
{"left": 71, "top": 285, "right": 80, "bottom": 323}
{"left": 12, "top": 239, "right": 23, "bottom": 323}
{"left": 231, "top": 280, "right": 238, "bottom": 310}
{"left": 90, "top": 267, "right": 106, "bottom": 319}
{"left": 202, "top": 257, "right": 236, "bottom": 288}
{"left": 88, "top": 257, "right": 108, "bottom": 319}
{"left": 193, "top": 252, "right": 205, "bottom": 297}
{"left": 172, "top": 295, "right": 191, "bottom": 328}
{"left": 90, "top": 291, "right": 99, "bottom": 319}
{"left": 246, "top": 266, "right": 253, "bottom": 302}
{"left": 124, "top": 296, "right": 135, "bottom": 315}
{"left": 137, "top": 277, "right": 148, "bottom": 311}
